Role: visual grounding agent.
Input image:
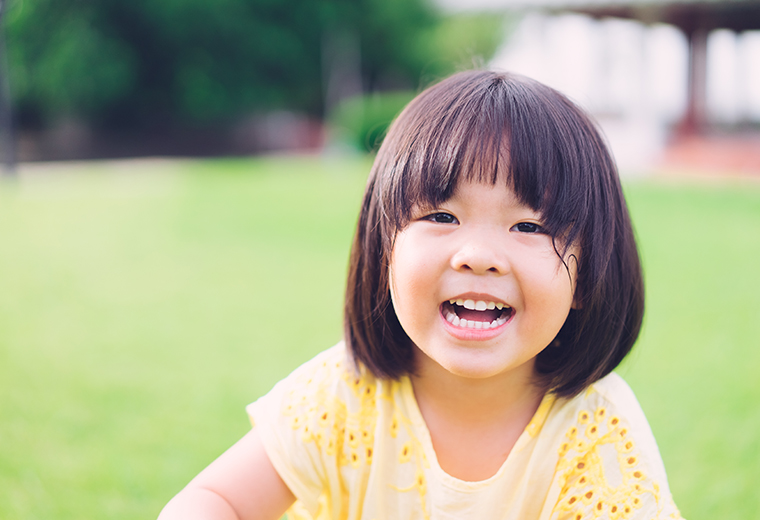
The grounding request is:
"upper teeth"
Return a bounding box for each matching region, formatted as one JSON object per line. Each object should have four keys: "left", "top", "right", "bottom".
{"left": 443, "top": 299, "right": 510, "bottom": 329}
{"left": 450, "top": 299, "right": 505, "bottom": 311}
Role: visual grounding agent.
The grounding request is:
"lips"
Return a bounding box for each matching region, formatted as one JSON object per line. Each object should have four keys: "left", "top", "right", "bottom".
{"left": 441, "top": 298, "right": 513, "bottom": 330}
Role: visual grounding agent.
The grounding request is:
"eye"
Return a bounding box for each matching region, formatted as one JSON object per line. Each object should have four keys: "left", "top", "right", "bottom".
{"left": 513, "top": 222, "right": 545, "bottom": 234}
{"left": 423, "top": 212, "right": 458, "bottom": 224}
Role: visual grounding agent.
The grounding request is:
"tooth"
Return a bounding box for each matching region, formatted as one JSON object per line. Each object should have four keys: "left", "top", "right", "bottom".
{"left": 446, "top": 313, "right": 455, "bottom": 323}
{"left": 474, "top": 301, "right": 487, "bottom": 311}
{"left": 496, "top": 303, "right": 503, "bottom": 310}
{"left": 452, "top": 316, "right": 460, "bottom": 326}
{"left": 463, "top": 300, "right": 475, "bottom": 310}
{"left": 449, "top": 299, "right": 455, "bottom": 305}
{"left": 487, "top": 302, "right": 495, "bottom": 310}
{"left": 456, "top": 299, "right": 464, "bottom": 306}
{"left": 467, "top": 321, "right": 476, "bottom": 329}
{"left": 459, "top": 319, "right": 468, "bottom": 328}
{"left": 474, "top": 321, "right": 483, "bottom": 329}
{"left": 490, "top": 319, "right": 498, "bottom": 328}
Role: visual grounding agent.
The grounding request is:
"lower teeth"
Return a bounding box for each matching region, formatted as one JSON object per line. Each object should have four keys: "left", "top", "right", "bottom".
{"left": 445, "top": 311, "right": 507, "bottom": 329}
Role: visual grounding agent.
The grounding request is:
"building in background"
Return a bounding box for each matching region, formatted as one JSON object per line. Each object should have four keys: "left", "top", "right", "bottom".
{"left": 438, "top": 0, "right": 760, "bottom": 174}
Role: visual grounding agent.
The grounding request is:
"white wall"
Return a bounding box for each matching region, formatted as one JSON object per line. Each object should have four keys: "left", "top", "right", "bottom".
{"left": 485, "top": 12, "right": 760, "bottom": 172}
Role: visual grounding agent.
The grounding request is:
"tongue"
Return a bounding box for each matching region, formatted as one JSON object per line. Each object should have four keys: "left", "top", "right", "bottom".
{"left": 457, "top": 308, "right": 500, "bottom": 322}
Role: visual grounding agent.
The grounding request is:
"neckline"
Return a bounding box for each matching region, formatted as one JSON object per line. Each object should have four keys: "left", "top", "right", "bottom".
{"left": 399, "top": 375, "right": 556, "bottom": 491}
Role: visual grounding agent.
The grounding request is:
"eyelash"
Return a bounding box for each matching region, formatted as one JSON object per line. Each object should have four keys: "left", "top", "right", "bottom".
{"left": 512, "top": 222, "right": 545, "bottom": 234}
{"left": 423, "top": 212, "right": 458, "bottom": 224}
{"left": 423, "top": 213, "right": 545, "bottom": 234}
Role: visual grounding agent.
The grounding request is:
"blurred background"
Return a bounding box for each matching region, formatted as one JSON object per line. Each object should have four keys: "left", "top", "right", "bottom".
{"left": 0, "top": 1, "right": 759, "bottom": 519}
{"left": 1, "top": 0, "right": 507, "bottom": 162}
{"left": 2, "top": 0, "right": 759, "bottom": 172}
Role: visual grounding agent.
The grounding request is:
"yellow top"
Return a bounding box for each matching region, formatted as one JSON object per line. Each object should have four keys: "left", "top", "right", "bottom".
{"left": 247, "top": 343, "right": 683, "bottom": 520}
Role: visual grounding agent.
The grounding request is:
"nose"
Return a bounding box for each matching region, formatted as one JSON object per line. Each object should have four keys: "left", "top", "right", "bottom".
{"left": 450, "top": 235, "right": 510, "bottom": 275}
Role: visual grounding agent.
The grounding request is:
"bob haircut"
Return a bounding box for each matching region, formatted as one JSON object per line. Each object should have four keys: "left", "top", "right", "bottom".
{"left": 344, "top": 70, "right": 644, "bottom": 398}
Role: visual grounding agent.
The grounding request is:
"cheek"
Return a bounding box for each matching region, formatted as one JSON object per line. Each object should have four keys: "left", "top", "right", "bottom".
{"left": 388, "top": 266, "right": 425, "bottom": 340}
{"left": 389, "top": 236, "right": 440, "bottom": 327}
{"left": 521, "top": 254, "right": 577, "bottom": 312}
{"left": 389, "top": 255, "right": 433, "bottom": 311}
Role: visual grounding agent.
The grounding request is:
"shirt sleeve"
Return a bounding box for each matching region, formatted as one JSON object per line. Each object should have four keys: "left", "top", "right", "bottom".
{"left": 246, "top": 345, "right": 351, "bottom": 518}
{"left": 548, "top": 374, "right": 684, "bottom": 520}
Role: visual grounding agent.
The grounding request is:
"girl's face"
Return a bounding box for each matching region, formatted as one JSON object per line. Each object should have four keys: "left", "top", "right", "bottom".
{"left": 389, "top": 177, "right": 579, "bottom": 382}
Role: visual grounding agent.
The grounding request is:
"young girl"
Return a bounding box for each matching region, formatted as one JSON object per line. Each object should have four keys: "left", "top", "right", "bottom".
{"left": 159, "top": 70, "right": 683, "bottom": 520}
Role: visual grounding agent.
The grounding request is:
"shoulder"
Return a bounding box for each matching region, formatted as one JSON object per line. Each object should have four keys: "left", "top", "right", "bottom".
{"left": 245, "top": 342, "right": 384, "bottom": 514}
{"left": 247, "top": 342, "right": 387, "bottom": 465}
{"left": 547, "top": 373, "right": 683, "bottom": 520}
{"left": 247, "top": 341, "right": 375, "bottom": 429}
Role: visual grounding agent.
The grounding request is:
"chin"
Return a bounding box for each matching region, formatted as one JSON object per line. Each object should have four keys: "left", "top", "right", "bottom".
{"left": 437, "top": 351, "right": 528, "bottom": 381}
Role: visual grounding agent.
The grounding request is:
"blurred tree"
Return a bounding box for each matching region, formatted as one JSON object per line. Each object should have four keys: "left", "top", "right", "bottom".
{"left": 7, "top": 0, "right": 137, "bottom": 127}
{"left": 5, "top": 0, "right": 507, "bottom": 133}
{"left": 328, "top": 12, "right": 510, "bottom": 153}
{"left": 420, "top": 13, "right": 513, "bottom": 77}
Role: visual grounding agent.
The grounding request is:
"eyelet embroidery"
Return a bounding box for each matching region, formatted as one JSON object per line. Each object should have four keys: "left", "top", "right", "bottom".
{"left": 552, "top": 404, "right": 682, "bottom": 520}
{"left": 279, "top": 356, "right": 431, "bottom": 519}
{"left": 272, "top": 353, "right": 682, "bottom": 520}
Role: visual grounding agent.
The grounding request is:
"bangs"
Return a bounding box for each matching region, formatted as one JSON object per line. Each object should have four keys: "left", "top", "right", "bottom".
{"left": 371, "top": 71, "right": 613, "bottom": 249}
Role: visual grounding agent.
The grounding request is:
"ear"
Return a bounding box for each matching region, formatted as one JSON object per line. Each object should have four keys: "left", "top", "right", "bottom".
{"left": 568, "top": 252, "right": 581, "bottom": 309}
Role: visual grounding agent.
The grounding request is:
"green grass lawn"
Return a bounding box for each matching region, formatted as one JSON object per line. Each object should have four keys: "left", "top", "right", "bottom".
{"left": 0, "top": 157, "right": 758, "bottom": 519}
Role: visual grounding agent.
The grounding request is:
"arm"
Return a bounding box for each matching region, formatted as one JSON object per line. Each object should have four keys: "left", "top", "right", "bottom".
{"left": 158, "top": 428, "right": 295, "bottom": 520}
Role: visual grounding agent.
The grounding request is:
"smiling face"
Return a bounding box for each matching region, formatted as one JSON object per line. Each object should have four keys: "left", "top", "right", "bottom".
{"left": 389, "top": 178, "right": 579, "bottom": 382}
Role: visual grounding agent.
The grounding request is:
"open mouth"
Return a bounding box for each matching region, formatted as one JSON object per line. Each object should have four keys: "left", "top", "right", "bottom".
{"left": 441, "top": 298, "right": 513, "bottom": 330}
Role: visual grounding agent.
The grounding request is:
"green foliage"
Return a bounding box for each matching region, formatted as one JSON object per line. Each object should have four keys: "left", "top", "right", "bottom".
{"left": 3, "top": 0, "right": 442, "bottom": 128}
{"left": 326, "top": 12, "right": 510, "bottom": 153}
{"left": 350, "top": 0, "right": 437, "bottom": 90}
{"left": 4, "top": 0, "right": 510, "bottom": 131}
{"left": 6, "top": 0, "right": 137, "bottom": 119}
{"left": 420, "top": 13, "right": 512, "bottom": 78}
{"left": 0, "top": 158, "right": 759, "bottom": 519}
{"left": 329, "top": 90, "right": 416, "bottom": 152}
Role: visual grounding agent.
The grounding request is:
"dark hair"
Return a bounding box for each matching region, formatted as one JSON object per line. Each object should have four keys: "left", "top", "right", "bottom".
{"left": 344, "top": 70, "right": 644, "bottom": 398}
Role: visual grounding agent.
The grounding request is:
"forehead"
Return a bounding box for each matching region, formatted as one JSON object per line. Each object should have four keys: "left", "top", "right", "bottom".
{"left": 414, "top": 167, "right": 514, "bottom": 207}
{"left": 448, "top": 178, "right": 545, "bottom": 224}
